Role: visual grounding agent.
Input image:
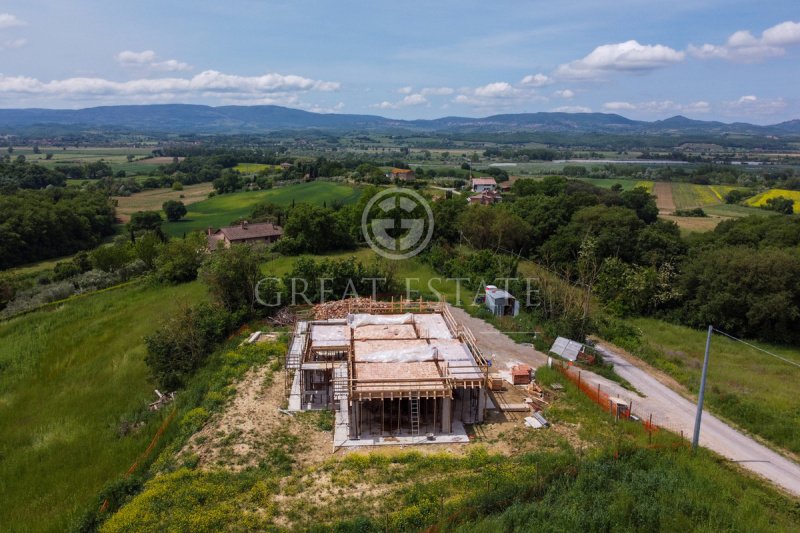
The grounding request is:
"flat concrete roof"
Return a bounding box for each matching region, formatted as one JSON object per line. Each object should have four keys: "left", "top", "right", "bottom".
{"left": 310, "top": 324, "right": 350, "bottom": 348}
{"left": 353, "top": 324, "right": 418, "bottom": 340}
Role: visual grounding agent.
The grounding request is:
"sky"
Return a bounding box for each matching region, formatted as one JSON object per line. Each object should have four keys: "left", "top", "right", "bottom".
{"left": 0, "top": 1, "right": 798, "bottom": 123}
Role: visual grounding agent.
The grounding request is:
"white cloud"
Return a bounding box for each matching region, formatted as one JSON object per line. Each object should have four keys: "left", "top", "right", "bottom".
{"left": 520, "top": 73, "right": 552, "bottom": 87}
{"left": 0, "top": 71, "right": 340, "bottom": 101}
{"left": 602, "top": 100, "right": 711, "bottom": 114}
{"left": 370, "top": 93, "right": 427, "bottom": 110}
{"left": 452, "top": 80, "right": 547, "bottom": 110}
{"left": 420, "top": 86, "right": 454, "bottom": 96}
{"left": 474, "top": 81, "right": 518, "bottom": 98}
{"left": 723, "top": 95, "right": 786, "bottom": 116}
{"left": 551, "top": 105, "right": 592, "bottom": 113}
{"left": 688, "top": 20, "right": 800, "bottom": 62}
{"left": 0, "top": 38, "right": 26, "bottom": 51}
{"left": 554, "top": 89, "right": 575, "bottom": 99}
{"left": 555, "top": 40, "right": 685, "bottom": 79}
{"left": 0, "top": 13, "right": 25, "bottom": 29}
{"left": 116, "top": 50, "right": 193, "bottom": 72}
{"left": 305, "top": 101, "right": 345, "bottom": 113}
{"left": 397, "top": 85, "right": 413, "bottom": 94}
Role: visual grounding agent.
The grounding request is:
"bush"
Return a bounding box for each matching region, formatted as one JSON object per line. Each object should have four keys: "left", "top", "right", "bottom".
{"left": 144, "top": 302, "right": 237, "bottom": 388}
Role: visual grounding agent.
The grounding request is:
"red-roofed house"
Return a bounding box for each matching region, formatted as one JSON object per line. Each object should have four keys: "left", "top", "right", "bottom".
{"left": 389, "top": 168, "right": 416, "bottom": 181}
{"left": 471, "top": 177, "right": 497, "bottom": 192}
{"left": 207, "top": 221, "right": 283, "bottom": 249}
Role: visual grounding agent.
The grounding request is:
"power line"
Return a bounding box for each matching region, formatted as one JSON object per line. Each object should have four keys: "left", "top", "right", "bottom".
{"left": 712, "top": 327, "right": 800, "bottom": 370}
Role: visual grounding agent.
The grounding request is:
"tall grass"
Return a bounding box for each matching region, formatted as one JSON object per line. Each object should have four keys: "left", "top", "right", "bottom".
{"left": 0, "top": 281, "right": 207, "bottom": 532}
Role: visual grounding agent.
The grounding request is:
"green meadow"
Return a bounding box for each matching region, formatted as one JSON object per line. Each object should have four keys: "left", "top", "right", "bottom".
{"left": 0, "top": 281, "right": 208, "bottom": 532}
{"left": 163, "top": 181, "right": 363, "bottom": 237}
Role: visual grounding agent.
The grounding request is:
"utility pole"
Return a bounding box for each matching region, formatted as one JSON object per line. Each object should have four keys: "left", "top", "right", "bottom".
{"left": 692, "top": 325, "right": 713, "bottom": 451}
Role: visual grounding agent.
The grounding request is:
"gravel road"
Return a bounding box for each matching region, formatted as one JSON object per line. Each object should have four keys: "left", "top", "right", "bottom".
{"left": 449, "top": 305, "right": 800, "bottom": 498}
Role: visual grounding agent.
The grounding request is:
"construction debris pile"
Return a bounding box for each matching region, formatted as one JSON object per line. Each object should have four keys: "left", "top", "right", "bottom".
{"left": 267, "top": 307, "right": 296, "bottom": 326}
{"left": 311, "top": 297, "right": 381, "bottom": 320}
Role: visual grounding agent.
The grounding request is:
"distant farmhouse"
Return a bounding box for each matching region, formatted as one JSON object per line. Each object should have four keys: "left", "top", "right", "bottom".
{"left": 471, "top": 177, "right": 497, "bottom": 192}
{"left": 389, "top": 168, "right": 415, "bottom": 182}
{"left": 468, "top": 190, "right": 503, "bottom": 205}
{"left": 207, "top": 221, "right": 283, "bottom": 249}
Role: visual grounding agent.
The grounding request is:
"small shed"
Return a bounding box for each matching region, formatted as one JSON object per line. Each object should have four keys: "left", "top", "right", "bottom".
{"left": 484, "top": 285, "right": 519, "bottom": 317}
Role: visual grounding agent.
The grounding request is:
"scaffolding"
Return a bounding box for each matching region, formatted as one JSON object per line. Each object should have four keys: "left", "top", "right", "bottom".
{"left": 286, "top": 299, "right": 490, "bottom": 446}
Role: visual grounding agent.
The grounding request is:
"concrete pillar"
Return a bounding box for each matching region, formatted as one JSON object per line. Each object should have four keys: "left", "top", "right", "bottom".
{"left": 441, "top": 397, "right": 452, "bottom": 434}
{"left": 350, "top": 401, "right": 361, "bottom": 439}
{"left": 477, "top": 387, "right": 486, "bottom": 423}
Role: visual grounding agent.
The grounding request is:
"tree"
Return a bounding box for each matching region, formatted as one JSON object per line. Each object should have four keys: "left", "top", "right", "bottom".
{"left": 134, "top": 231, "right": 164, "bottom": 270}
{"left": 763, "top": 196, "right": 794, "bottom": 215}
{"left": 171, "top": 181, "right": 183, "bottom": 191}
{"left": 155, "top": 233, "right": 206, "bottom": 283}
{"left": 278, "top": 203, "right": 353, "bottom": 254}
{"left": 162, "top": 200, "right": 187, "bottom": 222}
{"left": 128, "top": 210, "right": 163, "bottom": 234}
{"left": 200, "top": 244, "right": 265, "bottom": 313}
{"left": 33, "top": 145, "right": 40, "bottom": 154}
{"left": 144, "top": 302, "right": 235, "bottom": 388}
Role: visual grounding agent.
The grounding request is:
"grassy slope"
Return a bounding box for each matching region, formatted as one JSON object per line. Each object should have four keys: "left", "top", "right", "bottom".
{"left": 0, "top": 281, "right": 208, "bottom": 532}
{"left": 163, "top": 181, "right": 363, "bottom": 237}
{"left": 100, "top": 364, "right": 800, "bottom": 531}
{"left": 624, "top": 317, "right": 800, "bottom": 454}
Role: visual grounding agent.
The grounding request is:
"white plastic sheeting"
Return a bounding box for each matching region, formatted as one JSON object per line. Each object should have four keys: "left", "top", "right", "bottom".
{"left": 353, "top": 343, "right": 436, "bottom": 363}
{"left": 549, "top": 336, "right": 583, "bottom": 361}
{"left": 347, "top": 313, "right": 414, "bottom": 329}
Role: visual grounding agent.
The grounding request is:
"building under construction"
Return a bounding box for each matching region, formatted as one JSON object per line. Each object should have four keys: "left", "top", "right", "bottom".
{"left": 286, "top": 300, "right": 489, "bottom": 446}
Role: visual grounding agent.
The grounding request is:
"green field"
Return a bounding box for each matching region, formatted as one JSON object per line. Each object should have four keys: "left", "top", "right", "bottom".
{"left": 621, "top": 318, "right": 800, "bottom": 454}
{"left": 574, "top": 178, "right": 652, "bottom": 191}
{"left": 163, "top": 181, "right": 363, "bottom": 237}
{"left": 234, "top": 163, "right": 276, "bottom": 173}
{"left": 0, "top": 281, "right": 208, "bottom": 531}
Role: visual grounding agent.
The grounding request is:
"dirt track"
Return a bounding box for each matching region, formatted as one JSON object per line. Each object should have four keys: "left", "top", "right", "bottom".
{"left": 653, "top": 181, "right": 675, "bottom": 214}
{"left": 447, "top": 306, "right": 548, "bottom": 377}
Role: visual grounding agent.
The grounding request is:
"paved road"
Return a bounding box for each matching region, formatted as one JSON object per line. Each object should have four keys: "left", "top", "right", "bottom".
{"left": 449, "top": 306, "right": 800, "bottom": 498}
{"left": 590, "top": 342, "right": 800, "bottom": 498}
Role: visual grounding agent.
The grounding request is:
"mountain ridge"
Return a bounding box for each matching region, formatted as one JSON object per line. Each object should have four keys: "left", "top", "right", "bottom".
{"left": 0, "top": 104, "right": 798, "bottom": 135}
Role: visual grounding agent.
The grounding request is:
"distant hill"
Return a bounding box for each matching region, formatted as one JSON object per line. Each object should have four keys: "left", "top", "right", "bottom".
{"left": 0, "top": 104, "right": 798, "bottom": 136}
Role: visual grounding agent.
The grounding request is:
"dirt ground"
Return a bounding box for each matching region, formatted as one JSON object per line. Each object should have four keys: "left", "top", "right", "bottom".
{"left": 180, "top": 365, "right": 331, "bottom": 471}
{"left": 653, "top": 181, "right": 676, "bottom": 214}
{"left": 114, "top": 183, "right": 213, "bottom": 223}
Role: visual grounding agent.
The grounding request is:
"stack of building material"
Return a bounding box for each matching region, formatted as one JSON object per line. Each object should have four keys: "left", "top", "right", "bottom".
{"left": 312, "top": 297, "right": 377, "bottom": 319}
{"left": 511, "top": 364, "right": 532, "bottom": 385}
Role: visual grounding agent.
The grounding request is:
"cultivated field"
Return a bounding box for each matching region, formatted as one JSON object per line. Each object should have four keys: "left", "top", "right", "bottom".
{"left": 657, "top": 182, "right": 765, "bottom": 231}
{"left": 0, "top": 281, "right": 208, "bottom": 531}
{"left": 18, "top": 146, "right": 168, "bottom": 175}
{"left": 234, "top": 163, "right": 277, "bottom": 173}
{"left": 114, "top": 183, "right": 215, "bottom": 223}
{"left": 746, "top": 188, "right": 800, "bottom": 207}
{"left": 653, "top": 181, "right": 675, "bottom": 214}
{"left": 162, "top": 181, "right": 363, "bottom": 237}
{"left": 574, "top": 177, "right": 653, "bottom": 191}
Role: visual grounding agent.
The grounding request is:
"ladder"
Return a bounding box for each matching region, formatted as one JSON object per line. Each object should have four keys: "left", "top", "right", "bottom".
{"left": 410, "top": 396, "right": 420, "bottom": 435}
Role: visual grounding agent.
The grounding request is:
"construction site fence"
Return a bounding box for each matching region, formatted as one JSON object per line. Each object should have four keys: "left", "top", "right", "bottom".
{"left": 554, "top": 363, "right": 691, "bottom": 444}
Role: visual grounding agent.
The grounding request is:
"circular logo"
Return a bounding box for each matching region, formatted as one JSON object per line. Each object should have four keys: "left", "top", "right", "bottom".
{"left": 361, "top": 187, "right": 434, "bottom": 260}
